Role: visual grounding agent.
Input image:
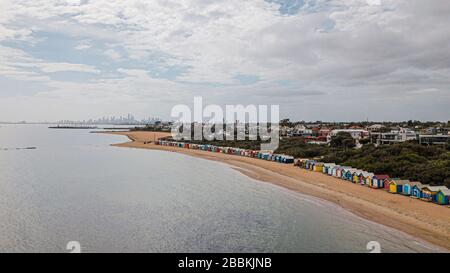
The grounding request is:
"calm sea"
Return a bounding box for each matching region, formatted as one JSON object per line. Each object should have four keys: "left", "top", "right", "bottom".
{"left": 0, "top": 124, "right": 443, "bottom": 252}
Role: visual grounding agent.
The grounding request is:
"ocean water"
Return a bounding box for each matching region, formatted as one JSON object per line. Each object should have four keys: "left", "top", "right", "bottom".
{"left": 0, "top": 124, "right": 443, "bottom": 253}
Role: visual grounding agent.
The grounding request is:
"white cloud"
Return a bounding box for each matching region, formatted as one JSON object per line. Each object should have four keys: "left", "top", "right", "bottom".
{"left": 38, "top": 62, "right": 100, "bottom": 73}
{"left": 74, "top": 41, "right": 91, "bottom": 50}
{"left": 103, "top": 48, "right": 122, "bottom": 61}
{"left": 0, "top": 0, "right": 449, "bottom": 121}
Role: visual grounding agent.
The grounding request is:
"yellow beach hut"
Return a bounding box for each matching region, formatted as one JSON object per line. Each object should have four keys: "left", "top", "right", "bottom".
{"left": 313, "top": 162, "right": 324, "bottom": 172}
{"left": 352, "top": 170, "right": 362, "bottom": 184}
{"left": 389, "top": 180, "right": 409, "bottom": 194}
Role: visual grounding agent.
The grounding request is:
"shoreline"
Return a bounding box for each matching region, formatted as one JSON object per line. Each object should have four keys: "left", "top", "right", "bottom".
{"left": 100, "top": 131, "right": 450, "bottom": 252}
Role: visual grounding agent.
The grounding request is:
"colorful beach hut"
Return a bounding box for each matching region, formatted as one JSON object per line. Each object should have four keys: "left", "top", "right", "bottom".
{"left": 340, "top": 168, "right": 350, "bottom": 180}
{"left": 334, "top": 166, "right": 342, "bottom": 178}
{"left": 313, "top": 162, "right": 324, "bottom": 172}
{"left": 389, "top": 180, "right": 409, "bottom": 194}
{"left": 402, "top": 182, "right": 423, "bottom": 196}
{"left": 363, "top": 173, "right": 374, "bottom": 186}
{"left": 384, "top": 178, "right": 399, "bottom": 191}
{"left": 305, "top": 160, "right": 315, "bottom": 170}
{"left": 436, "top": 189, "right": 450, "bottom": 205}
{"left": 352, "top": 170, "right": 363, "bottom": 183}
{"left": 411, "top": 184, "right": 429, "bottom": 199}
{"left": 371, "top": 175, "right": 390, "bottom": 189}
{"left": 336, "top": 166, "right": 350, "bottom": 179}
{"left": 344, "top": 169, "right": 356, "bottom": 181}
{"left": 323, "top": 163, "right": 335, "bottom": 175}
{"left": 421, "top": 186, "right": 448, "bottom": 202}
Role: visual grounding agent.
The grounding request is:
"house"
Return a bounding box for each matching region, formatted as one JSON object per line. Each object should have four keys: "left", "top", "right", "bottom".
{"left": 421, "top": 186, "right": 448, "bottom": 202}
{"left": 418, "top": 134, "right": 450, "bottom": 145}
{"left": 436, "top": 189, "right": 450, "bottom": 205}
{"left": 370, "top": 128, "right": 417, "bottom": 145}
{"left": 389, "top": 180, "right": 409, "bottom": 194}
{"left": 411, "top": 184, "right": 429, "bottom": 199}
{"left": 327, "top": 129, "right": 369, "bottom": 142}
{"left": 371, "top": 175, "right": 390, "bottom": 188}
{"left": 402, "top": 182, "right": 423, "bottom": 196}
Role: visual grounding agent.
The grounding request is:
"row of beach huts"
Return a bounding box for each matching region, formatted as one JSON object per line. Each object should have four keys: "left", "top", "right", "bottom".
{"left": 156, "top": 140, "right": 295, "bottom": 164}
{"left": 295, "top": 160, "right": 450, "bottom": 206}
{"left": 154, "top": 140, "right": 449, "bottom": 206}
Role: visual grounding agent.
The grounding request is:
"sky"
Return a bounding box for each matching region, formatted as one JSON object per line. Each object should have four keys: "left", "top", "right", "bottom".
{"left": 0, "top": 0, "right": 449, "bottom": 122}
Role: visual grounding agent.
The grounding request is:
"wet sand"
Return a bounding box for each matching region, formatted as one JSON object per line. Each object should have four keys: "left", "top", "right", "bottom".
{"left": 100, "top": 131, "right": 450, "bottom": 251}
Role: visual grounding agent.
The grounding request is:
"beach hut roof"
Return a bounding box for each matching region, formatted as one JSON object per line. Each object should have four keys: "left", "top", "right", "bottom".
{"left": 407, "top": 181, "right": 423, "bottom": 187}
{"left": 374, "top": 175, "right": 390, "bottom": 180}
{"left": 392, "top": 180, "right": 410, "bottom": 185}
{"left": 424, "top": 186, "right": 448, "bottom": 192}
{"left": 438, "top": 188, "right": 450, "bottom": 195}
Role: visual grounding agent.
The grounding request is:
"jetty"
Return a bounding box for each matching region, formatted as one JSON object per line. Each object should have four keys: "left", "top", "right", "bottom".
{"left": 49, "top": 125, "right": 98, "bottom": 129}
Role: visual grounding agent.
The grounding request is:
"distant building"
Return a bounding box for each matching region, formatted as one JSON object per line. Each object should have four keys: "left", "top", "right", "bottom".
{"left": 327, "top": 129, "right": 369, "bottom": 142}
{"left": 370, "top": 128, "right": 416, "bottom": 145}
{"left": 367, "top": 124, "right": 385, "bottom": 131}
{"left": 318, "top": 129, "right": 330, "bottom": 137}
{"left": 418, "top": 134, "right": 450, "bottom": 145}
{"left": 289, "top": 124, "right": 313, "bottom": 137}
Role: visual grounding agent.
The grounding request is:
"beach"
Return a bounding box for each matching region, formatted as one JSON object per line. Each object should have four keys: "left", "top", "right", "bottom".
{"left": 101, "top": 131, "right": 450, "bottom": 251}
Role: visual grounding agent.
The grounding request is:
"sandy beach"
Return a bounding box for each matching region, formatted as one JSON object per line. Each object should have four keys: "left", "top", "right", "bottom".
{"left": 100, "top": 131, "right": 450, "bottom": 251}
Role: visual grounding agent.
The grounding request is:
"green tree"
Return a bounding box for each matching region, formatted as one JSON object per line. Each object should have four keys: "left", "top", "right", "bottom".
{"left": 330, "top": 132, "right": 356, "bottom": 148}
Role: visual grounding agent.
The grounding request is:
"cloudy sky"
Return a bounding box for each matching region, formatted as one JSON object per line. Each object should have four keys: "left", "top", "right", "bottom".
{"left": 0, "top": 0, "right": 449, "bottom": 122}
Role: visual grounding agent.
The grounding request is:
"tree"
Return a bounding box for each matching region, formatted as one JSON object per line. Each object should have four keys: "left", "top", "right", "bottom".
{"left": 330, "top": 132, "right": 356, "bottom": 148}
{"left": 280, "top": 119, "right": 292, "bottom": 127}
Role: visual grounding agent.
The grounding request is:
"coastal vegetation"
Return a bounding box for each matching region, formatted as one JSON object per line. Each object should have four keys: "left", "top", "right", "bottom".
{"left": 177, "top": 132, "right": 450, "bottom": 187}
